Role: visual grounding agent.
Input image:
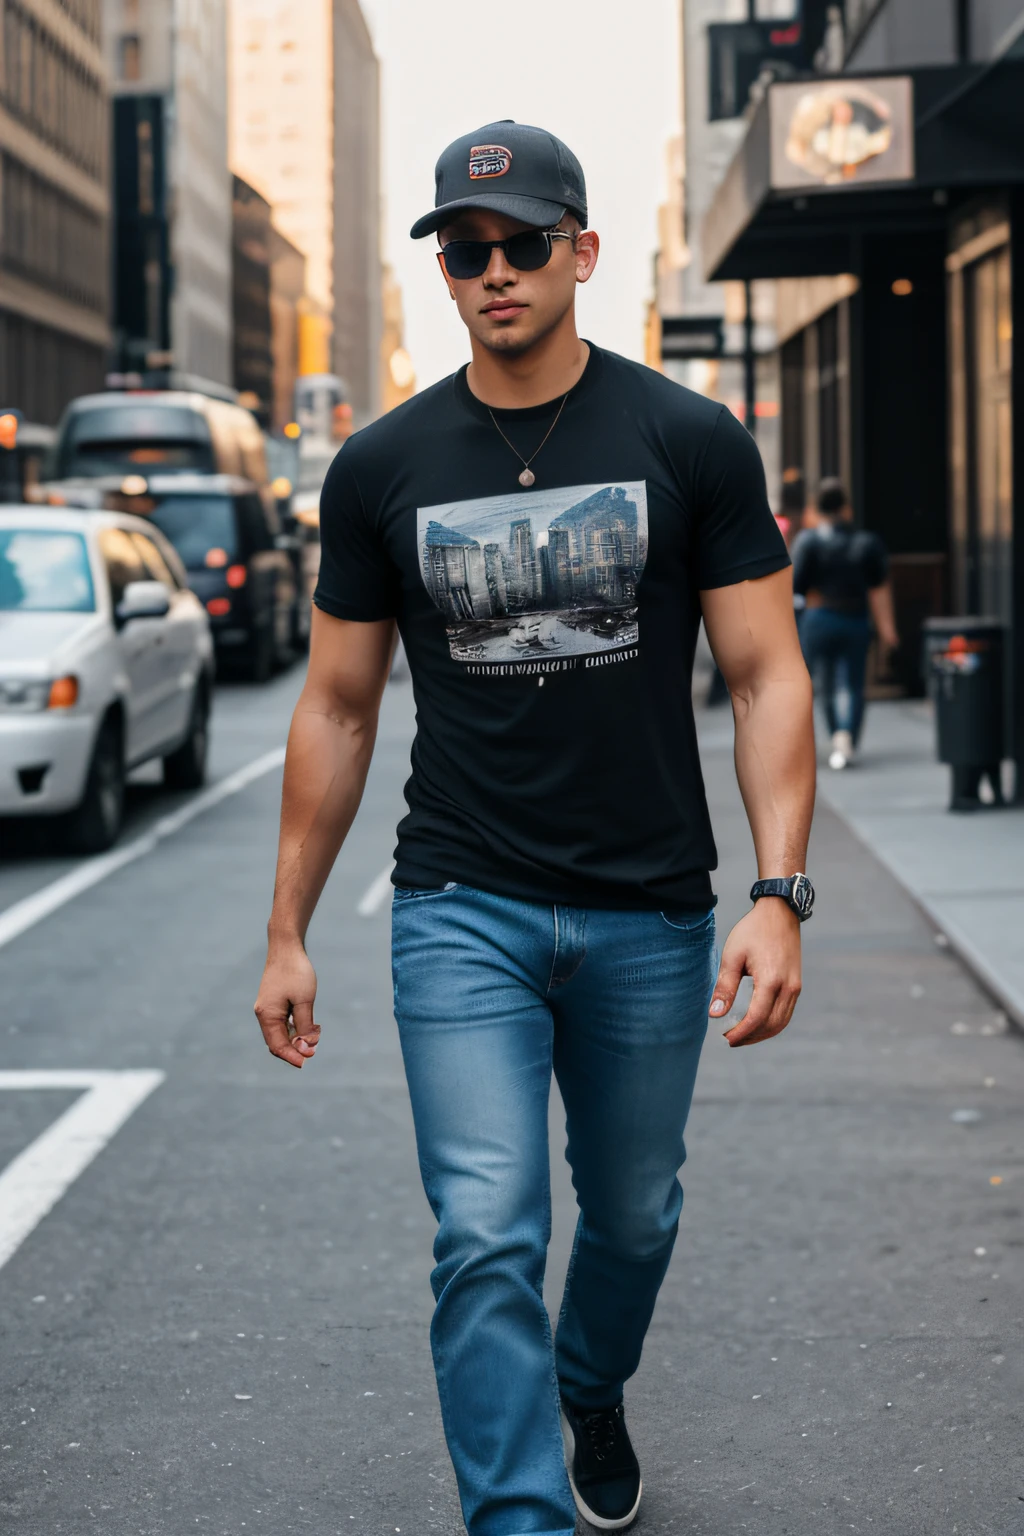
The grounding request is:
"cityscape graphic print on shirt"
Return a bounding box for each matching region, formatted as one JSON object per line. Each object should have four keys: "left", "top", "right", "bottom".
{"left": 418, "top": 481, "right": 648, "bottom": 675}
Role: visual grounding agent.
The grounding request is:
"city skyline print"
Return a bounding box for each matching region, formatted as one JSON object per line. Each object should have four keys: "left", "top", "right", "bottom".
{"left": 418, "top": 481, "right": 648, "bottom": 675}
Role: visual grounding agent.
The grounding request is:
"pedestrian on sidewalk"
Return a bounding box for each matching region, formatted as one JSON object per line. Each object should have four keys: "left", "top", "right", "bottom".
{"left": 794, "top": 477, "right": 899, "bottom": 770}
{"left": 255, "top": 121, "right": 816, "bottom": 1536}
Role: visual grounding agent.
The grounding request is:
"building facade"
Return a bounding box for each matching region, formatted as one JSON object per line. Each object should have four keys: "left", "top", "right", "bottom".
{"left": 228, "top": 0, "right": 381, "bottom": 425}
{"left": 702, "top": 0, "right": 1024, "bottom": 784}
{"left": 104, "top": 0, "right": 233, "bottom": 392}
{"left": 0, "top": 0, "right": 111, "bottom": 427}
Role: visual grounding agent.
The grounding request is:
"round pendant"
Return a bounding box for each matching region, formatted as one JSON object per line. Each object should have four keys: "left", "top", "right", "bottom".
{"left": 518, "top": 467, "right": 535, "bottom": 488}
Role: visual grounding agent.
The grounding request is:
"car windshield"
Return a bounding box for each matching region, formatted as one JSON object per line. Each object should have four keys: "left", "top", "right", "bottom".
{"left": 143, "top": 495, "right": 238, "bottom": 569}
{"left": 0, "top": 530, "right": 95, "bottom": 612}
{"left": 59, "top": 441, "right": 216, "bottom": 477}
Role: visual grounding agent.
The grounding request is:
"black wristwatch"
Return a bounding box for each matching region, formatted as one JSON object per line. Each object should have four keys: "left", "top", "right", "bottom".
{"left": 750, "top": 873, "right": 815, "bottom": 922}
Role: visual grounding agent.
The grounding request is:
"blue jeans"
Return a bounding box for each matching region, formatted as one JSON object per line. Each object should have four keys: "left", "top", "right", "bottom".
{"left": 391, "top": 884, "right": 716, "bottom": 1536}
{"left": 800, "top": 607, "right": 872, "bottom": 746}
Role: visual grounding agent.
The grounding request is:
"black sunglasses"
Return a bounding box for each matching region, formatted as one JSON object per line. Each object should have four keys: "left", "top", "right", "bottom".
{"left": 440, "top": 228, "right": 575, "bottom": 281}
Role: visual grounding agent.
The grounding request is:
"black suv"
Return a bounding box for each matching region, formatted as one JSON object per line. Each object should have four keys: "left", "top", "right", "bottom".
{"left": 40, "top": 474, "right": 312, "bottom": 681}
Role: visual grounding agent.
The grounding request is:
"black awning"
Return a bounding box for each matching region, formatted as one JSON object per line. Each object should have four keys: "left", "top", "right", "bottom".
{"left": 704, "top": 59, "right": 1024, "bottom": 282}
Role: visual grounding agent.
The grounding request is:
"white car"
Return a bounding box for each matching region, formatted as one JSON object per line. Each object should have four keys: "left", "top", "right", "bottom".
{"left": 0, "top": 506, "right": 214, "bottom": 853}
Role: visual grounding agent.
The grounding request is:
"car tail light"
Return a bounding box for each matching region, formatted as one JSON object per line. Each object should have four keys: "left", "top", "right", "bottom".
{"left": 205, "top": 547, "right": 229, "bottom": 568}
{"left": 226, "top": 564, "right": 247, "bottom": 589}
{"left": 206, "top": 597, "right": 231, "bottom": 617}
{"left": 47, "top": 676, "right": 79, "bottom": 709}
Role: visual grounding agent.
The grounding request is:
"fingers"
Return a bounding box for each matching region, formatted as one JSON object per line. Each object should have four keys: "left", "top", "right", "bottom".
{"left": 254, "top": 994, "right": 319, "bottom": 1069}
{"left": 255, "top": 1004, "right": 309, "bottom": 1069}
{"left": 290, "top": 999, "right": 320, "bottom": 1060}
{"left": 709, "top": 950, "right": 744, "bottom": 1021}
{"left": 724, "top": 976, "right": 801, "bottom": 1048}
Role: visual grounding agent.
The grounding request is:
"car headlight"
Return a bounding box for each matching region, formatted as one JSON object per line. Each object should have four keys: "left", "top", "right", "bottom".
{"left": 0, "top": 676, "right": 79, "bottom": 712}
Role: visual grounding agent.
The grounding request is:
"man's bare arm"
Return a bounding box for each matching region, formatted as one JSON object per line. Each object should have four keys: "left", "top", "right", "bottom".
{"left": 254, "top": 609, "right": 395, "bottom": 1068}
{"left": 867, "top": 580, "right": 899, "bottom": 652}
{"left": 701, "top": 568, "right": 815, "bottom": 1047}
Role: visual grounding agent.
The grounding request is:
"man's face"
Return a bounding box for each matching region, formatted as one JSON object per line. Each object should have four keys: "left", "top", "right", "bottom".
{"left": 437, "top": 209, "right": 598, "bottom": 357}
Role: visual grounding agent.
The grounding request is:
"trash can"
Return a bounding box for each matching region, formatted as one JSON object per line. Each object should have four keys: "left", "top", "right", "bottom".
{"left": 924, "top": 617, "right": 1004, "bottom": 811}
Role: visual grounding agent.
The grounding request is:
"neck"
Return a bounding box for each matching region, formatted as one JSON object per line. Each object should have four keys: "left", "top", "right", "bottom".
{"left": 465, "top": 314, "right": 589, "bottom": 409}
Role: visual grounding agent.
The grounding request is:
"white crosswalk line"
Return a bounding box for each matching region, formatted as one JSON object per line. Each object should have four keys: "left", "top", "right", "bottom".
{"left": 357, "top": 862, "right": 397, "bottom": 916}
{"left": 0, "top": 1070, "right": 165, "bottom": 1272}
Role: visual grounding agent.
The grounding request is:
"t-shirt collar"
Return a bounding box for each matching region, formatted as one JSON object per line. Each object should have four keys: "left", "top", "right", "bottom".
{"left": 453, "top": 341, "right": 605, "bottom": 425}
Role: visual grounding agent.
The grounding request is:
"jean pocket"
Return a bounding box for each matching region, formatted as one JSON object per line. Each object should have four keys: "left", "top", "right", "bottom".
{"left": 392, "top": 882, "right": 460, "bottom": 902}
{"left": 659, "top": 906, "right": 715, "bottom": 934}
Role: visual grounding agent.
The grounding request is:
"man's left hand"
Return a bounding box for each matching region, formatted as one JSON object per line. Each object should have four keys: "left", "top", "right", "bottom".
{"left": 709, "top": 899, "right": 802, "bottom": 1047}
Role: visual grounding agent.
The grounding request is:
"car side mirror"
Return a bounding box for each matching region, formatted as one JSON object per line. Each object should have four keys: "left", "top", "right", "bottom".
{"left": 116, "top": 579, "right": 170, "bottom": 626}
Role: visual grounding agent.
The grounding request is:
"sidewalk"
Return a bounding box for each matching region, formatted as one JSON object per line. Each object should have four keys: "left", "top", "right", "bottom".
{"left": 814, "top": 699, "right": 1024, "bottom": 1030}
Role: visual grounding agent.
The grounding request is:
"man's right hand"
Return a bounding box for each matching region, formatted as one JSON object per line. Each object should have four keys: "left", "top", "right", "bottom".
{"left": 254, "top": 942, "right": 320, "bottom": 1069}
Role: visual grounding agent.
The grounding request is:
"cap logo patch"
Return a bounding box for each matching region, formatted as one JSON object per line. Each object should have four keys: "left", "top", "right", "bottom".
{"left": 469, "top": 144, "right": 512, "bottom": 180}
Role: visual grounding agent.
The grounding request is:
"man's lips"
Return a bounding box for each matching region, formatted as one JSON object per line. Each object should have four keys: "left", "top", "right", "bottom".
{"left": 482, "top": 299, "right": 528, "bottom": 319}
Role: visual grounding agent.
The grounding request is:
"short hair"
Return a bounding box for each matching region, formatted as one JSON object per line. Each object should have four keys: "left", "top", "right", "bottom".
{"left": 817, "top": 477, "right": 848, "bottom": 515}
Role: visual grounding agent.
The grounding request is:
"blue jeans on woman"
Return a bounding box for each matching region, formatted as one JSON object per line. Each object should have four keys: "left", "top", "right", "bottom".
{"left": 391, "top": 883, "right": 717, "bottom": 1536}
{"left": 800, "top": 607, "right": 872, "bottom": 746}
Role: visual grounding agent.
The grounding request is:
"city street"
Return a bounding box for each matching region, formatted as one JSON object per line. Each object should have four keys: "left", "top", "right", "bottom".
{"left": 0, "top": 666, "right": 1021, "bottom": 1535}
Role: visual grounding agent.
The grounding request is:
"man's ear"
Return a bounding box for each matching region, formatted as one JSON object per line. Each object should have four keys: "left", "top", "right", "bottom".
{"left": 574, "top": 230, "right": 599, "bottom": 285}
{"left": 436, "top": 250, "right": 457, "bottom": 301}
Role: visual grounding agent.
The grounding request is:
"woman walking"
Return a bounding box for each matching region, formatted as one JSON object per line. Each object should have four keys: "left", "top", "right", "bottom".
{"left": 794, "top": 478, "right": 898, "bottom": 769}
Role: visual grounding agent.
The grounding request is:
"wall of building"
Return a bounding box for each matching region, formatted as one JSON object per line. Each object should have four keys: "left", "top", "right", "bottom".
{"left": 331, "top": 0, "right": 380, "bottom": 424}
{"left": 228, "top": 0, "right": 334, "bottom": 314}
{"left": 847, "top": 0, "right": 959, "bottom": 67}
{"left": 171, "top": 0, "right": 233, "bottom": 387}
{"left": 269, "top": 227, "right": 305, "bottom": 434}
{"left": 106, "top": 0, "right": 233, "bottom": 390}
{"left": 0, "top": 0, "right": 111, "bottom": 423}
{"left": 848, "top": 0, "right": 1024, "bottom": 66}
{"left": 232, "top": 175, "right": 273, "bottom": 422}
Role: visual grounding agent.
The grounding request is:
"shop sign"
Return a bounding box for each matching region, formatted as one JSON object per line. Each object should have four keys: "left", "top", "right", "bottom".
{"left": 769, "top": 76, "right": 914, "bottom": 191}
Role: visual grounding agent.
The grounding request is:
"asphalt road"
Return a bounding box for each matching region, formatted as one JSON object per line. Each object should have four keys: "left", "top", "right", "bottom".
{"left": 1, "top": 666, "right": 1022, "bottom": 1536}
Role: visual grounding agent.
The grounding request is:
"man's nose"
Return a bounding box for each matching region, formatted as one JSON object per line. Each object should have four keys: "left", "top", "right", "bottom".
{"left": 483, "top": 245, "right": 516, "bottom": 286}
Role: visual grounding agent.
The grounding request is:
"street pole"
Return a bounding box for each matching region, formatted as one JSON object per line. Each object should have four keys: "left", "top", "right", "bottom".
{"left": 744, "top": 279, "right": 757, "bottom": 438}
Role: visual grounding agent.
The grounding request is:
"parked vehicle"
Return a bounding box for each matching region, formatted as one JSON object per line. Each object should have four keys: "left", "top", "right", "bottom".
{"left": 0, "top": 507, "right": 214, "bottom": 854}
{"left": 49, "top": 392, "right": 268, "bottom": 486}
{"left": 32, "top": 475, "right": 311, "bottom": 680}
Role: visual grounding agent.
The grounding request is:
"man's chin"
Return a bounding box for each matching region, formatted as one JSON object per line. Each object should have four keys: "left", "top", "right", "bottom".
{"left": 477, "top": 322, "right": 541, "bottom": 358}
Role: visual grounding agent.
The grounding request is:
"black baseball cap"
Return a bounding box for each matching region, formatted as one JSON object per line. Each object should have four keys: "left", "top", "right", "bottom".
{"left": 410, "top": 120, "right": 588, "bottom": 240}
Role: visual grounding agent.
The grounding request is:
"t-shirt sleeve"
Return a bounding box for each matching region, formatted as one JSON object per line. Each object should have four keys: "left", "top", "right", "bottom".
{"left": 863, "top": 533, "right": 889, "bottom": 589}
{"left": 695, "top": 406, "right": 791, "bottom": 590}
{"left": 313, "top": 447, "right": 400, "bottom": 622}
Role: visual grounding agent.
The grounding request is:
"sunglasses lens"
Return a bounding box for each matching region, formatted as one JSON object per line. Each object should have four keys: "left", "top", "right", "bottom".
{"left": 506, "top": 231, "right": 552, "bottom": 271}
{"left": 442, "top": 242, "right": 490, "bottom": 280}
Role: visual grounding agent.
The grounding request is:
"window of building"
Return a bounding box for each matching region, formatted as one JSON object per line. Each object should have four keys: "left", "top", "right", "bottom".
{"left": 119, "top": 33, "right": 141, "bottom": 80}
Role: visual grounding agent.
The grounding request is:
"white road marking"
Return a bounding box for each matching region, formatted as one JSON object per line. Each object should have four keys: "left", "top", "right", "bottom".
{"left": 0, "top": 1070, "right": 165, "bottom": 1272}
{"left": 0, "top": 747, "right": 286, "bottom": 952}
{"left": 357, "top": 861, "right": 396, "bottom": 916}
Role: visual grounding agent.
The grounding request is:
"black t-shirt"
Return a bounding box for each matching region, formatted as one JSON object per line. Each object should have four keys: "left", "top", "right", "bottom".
{"left": 314, "top": 345, "right": 789, "bottom": 909}
{"left": 792, "top": 523, "right": 888, "bottom": 617}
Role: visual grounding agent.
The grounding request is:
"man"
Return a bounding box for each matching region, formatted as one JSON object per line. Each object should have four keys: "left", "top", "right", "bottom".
{"left": 793, "top": 477, "right": 898, "bottom": 770}
{"left": 255, "top": 121, "right": 815, "bottom": 1536}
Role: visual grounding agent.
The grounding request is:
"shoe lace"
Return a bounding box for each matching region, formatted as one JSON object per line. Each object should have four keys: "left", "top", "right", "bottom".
{"left": 580, "top": 1405, "right": 624, "bottom": 1464}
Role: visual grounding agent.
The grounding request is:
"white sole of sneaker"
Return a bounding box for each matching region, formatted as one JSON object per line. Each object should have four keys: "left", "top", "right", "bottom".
{"left": 560, "top": 1410, "right": 643, "bottom": 1531}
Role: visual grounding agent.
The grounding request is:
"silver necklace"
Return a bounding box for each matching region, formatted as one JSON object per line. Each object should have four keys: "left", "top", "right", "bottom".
{"left": 488, "top": 393, "right": 569, "bottom": 487}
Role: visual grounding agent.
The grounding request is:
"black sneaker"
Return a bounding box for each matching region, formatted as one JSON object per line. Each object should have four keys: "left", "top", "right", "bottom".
{"left": 560, "top": 1397, "right": 642, "bottom": 1531}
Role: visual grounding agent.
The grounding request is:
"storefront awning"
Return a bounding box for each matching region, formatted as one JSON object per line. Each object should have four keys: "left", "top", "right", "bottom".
{"left": 703, "top": 59, "right": 1024, "bottom": 282}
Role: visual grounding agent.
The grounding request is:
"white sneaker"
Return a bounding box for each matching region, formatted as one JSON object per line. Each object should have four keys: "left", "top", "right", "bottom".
{"left": 828, "top": 730, "right": 855, "bottom": 770}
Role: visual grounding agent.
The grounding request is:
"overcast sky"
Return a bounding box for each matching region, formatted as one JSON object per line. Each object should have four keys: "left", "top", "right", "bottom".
{"left": 359, "top": 0, "right": 682, "bottom": 390}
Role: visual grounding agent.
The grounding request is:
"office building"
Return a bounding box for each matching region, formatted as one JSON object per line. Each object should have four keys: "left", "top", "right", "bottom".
{"left": 228, "top": 0, "right": 381, "bottom": 423}
{"left": 104, "top": 0, "right": 233, "bottom": 392}
{"left": 0, "top": 0, "right": 110, "bottom": 428}
{"left": 701, "top": 0, "right": 1024, "bottom": 778}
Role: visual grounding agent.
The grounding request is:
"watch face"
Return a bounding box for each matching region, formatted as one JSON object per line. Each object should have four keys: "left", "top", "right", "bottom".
{"left": 792, "top": 874, "right": 815, "bottom": 920}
